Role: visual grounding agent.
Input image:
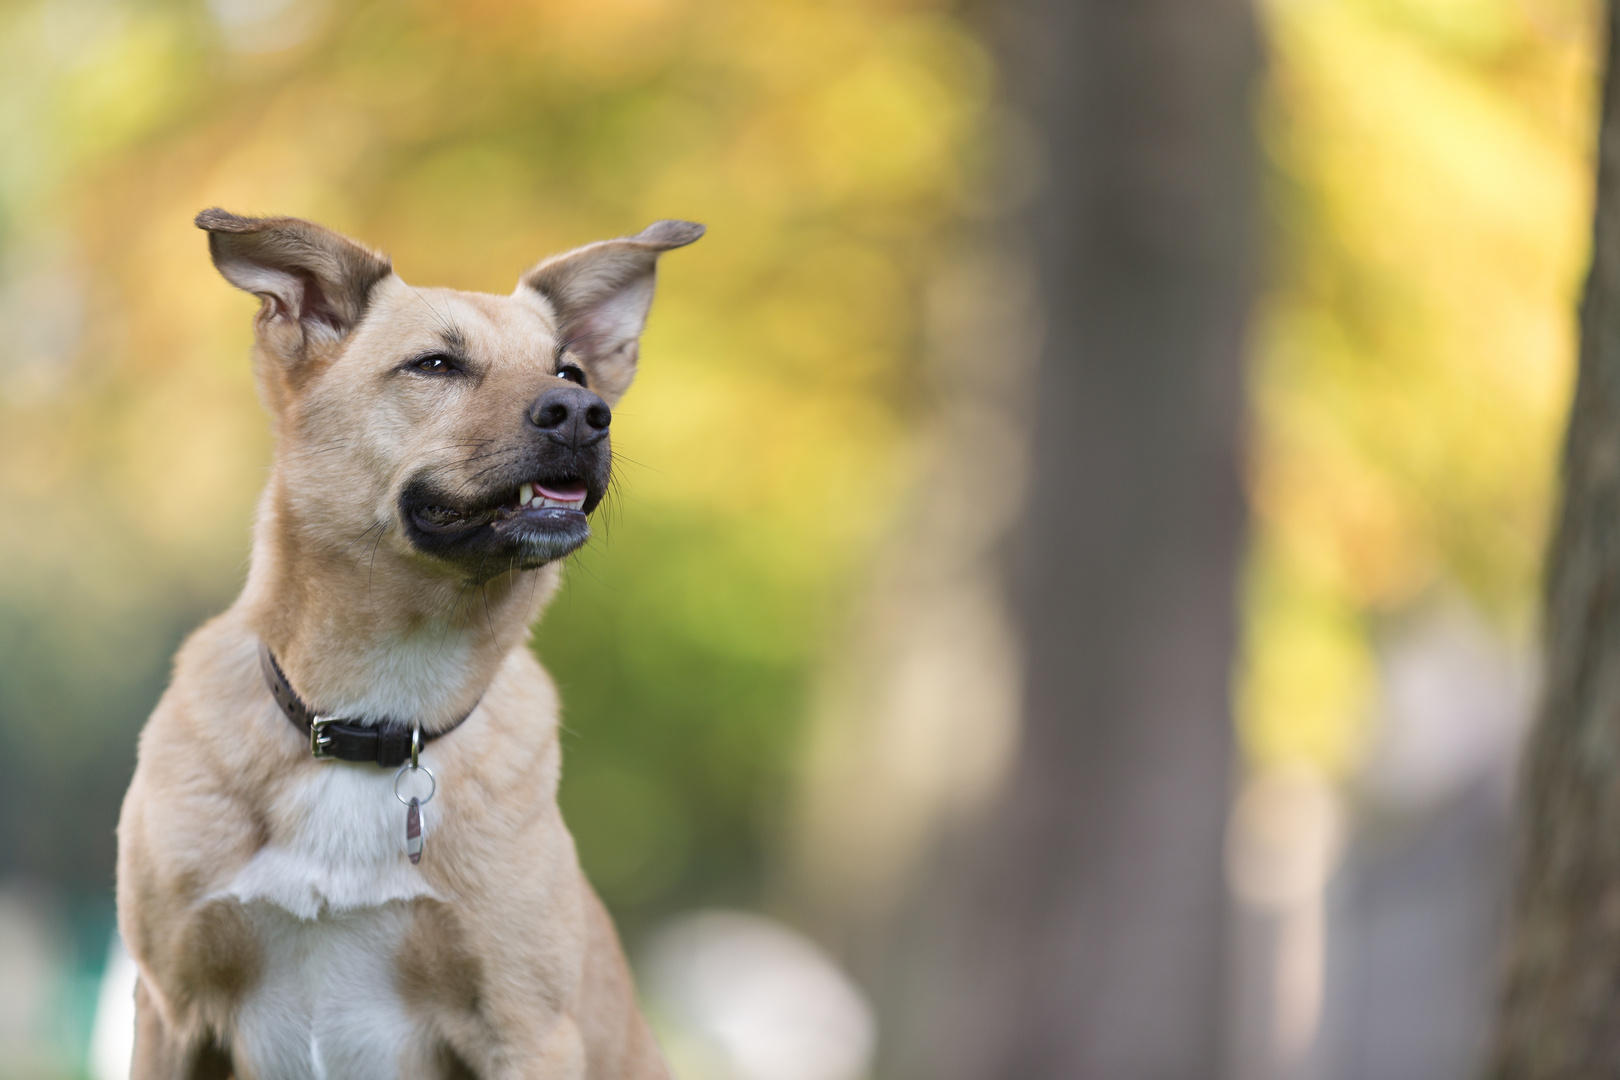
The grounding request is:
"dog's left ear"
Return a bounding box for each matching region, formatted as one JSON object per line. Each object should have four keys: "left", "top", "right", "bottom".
{"left": 196, "top": 209, "right": 393, "bottom": 390}
{"left": 520, "top": 220, "right": 704, "bottom": 403}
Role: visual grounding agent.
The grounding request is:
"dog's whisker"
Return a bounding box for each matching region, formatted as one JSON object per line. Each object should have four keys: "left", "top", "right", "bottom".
{"left": 341, "top": 520, "right": 386, "bottom": 557}
{"left": 526, "top": 562, "right": 543, "bottom": 611}
{"left": 437, "top": 577, "right": 478, "bottom": 657}
{"left": 480, "top": 580, "right": 497, "bottom": 639}
{"left": 563, "top": 544, "right": 611, "bottom": 592}
{"left": 608, "top": 449, "right": 660, "bottom": 474}
{"left": 418, "top": 441, "right": 496, "bottom": 457}
{"left": 366, "top": 521, "right": 388, "bottom": 595}
{"left": 414, "top": 447, "right": 513, "bottom": 481}
{"left": 464, "top": 455, "right": 527, "bottom": 483}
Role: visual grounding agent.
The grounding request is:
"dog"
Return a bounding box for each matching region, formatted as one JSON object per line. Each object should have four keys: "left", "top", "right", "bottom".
{"left": 115, "top": 208, "right": 702, "bottom": 1079}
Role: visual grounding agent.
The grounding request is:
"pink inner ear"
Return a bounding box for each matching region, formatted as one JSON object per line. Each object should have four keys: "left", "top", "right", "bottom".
{"left": 220, "top": 258, "right": 338, "bottom": 333}
{"left": 566, "top": 275, "right": 656, "bottom": 362}
{"left": 292, "top": 268, "right": 343, "bottom": 333}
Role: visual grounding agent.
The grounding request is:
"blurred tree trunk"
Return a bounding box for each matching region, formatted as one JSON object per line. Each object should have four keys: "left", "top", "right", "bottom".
{"left": 873, "top": 0, "right": 1257, "bottom": 1076}
{"left": 1491, "top": 10, "right": 1620, "bottom": 1078}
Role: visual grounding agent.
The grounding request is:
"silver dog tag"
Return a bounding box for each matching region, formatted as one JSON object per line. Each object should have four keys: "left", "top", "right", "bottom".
{"left": 406, "top": 798, "right": 423, "bottom": 864}
{"left": 395, "top": 760, "right": 435, "bottom": 867}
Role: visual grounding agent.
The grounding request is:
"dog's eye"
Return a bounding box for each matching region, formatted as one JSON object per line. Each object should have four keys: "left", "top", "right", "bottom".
{"left": 414, "top": 354, "right": 455, "bottom": 374}
{"left": 557, "top": 364, "right": 587, "bottom": 387}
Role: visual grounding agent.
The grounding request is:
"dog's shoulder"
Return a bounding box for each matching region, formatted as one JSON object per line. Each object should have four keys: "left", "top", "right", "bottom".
{"left": 134, "top": 610, "right": 292, "bottom": 780}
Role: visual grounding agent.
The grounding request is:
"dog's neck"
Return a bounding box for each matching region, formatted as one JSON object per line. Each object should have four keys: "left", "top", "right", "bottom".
{"left": 236, "top": 475, "right": 555, "bottom": 729}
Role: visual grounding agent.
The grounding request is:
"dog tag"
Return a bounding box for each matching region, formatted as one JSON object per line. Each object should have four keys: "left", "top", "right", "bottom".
{"left": 406, "top": 797, "right": 424, "bottom": 864}
{"left": 394, "top": 760, "right": 435, "bottom": 867}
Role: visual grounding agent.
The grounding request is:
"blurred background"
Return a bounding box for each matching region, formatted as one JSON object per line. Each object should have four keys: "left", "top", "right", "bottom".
{"left": 0, "top": 0, "right": 1595, "bottom": 1077}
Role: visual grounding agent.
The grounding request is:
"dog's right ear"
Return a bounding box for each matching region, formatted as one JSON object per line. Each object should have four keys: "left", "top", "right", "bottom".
{"left": 519, "top": 220, "right": 704, "bottom": 404}
{"left": 196, "top": 209, "right": 392, "bottom": 378}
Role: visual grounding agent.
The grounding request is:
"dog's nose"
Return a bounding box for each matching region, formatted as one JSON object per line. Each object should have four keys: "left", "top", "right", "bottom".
{"left": 529, "top": 384, "right": 611, "bottom": 448}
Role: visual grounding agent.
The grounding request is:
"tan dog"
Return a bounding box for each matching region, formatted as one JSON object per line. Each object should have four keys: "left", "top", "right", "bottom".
{"left": 116, "top": 209, "right": 702, "bottom": 1079}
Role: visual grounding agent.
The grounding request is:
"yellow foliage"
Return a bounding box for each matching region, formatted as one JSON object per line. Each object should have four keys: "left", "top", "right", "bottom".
{"left": 1242, "top": 0, "right": 1595, "bottom": 774}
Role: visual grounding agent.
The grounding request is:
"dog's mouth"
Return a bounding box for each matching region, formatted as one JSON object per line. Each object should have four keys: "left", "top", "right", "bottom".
{"left": 402, "top": 471, "right": 599, "bottom": 574}
{"left": 412, "top": 475, "right": 591, "bottom": 526}
{"left": 511, "top": 478, "right": 587, "bottom": 513}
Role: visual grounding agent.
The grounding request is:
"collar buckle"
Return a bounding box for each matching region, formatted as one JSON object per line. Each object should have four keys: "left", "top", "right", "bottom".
{"left": 310, "top": 716, "right": 338, "bottom": 760}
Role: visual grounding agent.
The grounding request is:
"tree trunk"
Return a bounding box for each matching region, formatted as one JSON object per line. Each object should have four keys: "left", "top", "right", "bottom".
{"left": 873, "top": 0, "right": 1258, "bottom": 1076}
{"left": 1491, "top": 9, "right": 1620, "bottom": 1077}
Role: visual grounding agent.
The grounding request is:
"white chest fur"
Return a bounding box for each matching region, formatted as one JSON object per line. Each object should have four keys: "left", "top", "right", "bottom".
{"left": 231, "top": 903, "right": 420, "bottom": 1080}
{"left": 224, "top": 760, "right": 438, "bottom": 918}
{"left": 218, "top": 762, "right": 439, "bottom": 1079}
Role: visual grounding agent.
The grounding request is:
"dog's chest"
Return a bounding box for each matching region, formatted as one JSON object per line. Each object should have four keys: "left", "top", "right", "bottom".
{"left": 221, "top": 765, "right": 439, "bottom": 1079}
{"left": 232, "top": 904, "right": 423, "bottom": 1080}
{"left": 225, "top": 760, "right": 438, "bottom": 916}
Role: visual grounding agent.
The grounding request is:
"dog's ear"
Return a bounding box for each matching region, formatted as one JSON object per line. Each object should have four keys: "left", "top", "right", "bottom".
{"left": 519, "top": 220, "right": 704, "bottom": 403}
{"left": 196, "top": 208, "right": 393, "bottom": 380}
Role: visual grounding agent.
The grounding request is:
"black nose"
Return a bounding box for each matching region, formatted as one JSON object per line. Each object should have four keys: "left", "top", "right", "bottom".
{"left": 528, "top": 384, "right": 611, "bottom": 448}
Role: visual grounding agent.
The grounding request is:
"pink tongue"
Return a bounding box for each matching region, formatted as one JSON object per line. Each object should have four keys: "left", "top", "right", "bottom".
{"left": 537, "top": 481, "right": 587, "bottom": 501}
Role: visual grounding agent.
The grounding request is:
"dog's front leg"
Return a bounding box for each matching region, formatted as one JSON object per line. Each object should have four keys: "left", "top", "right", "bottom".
{"left": 574, "top": 887, "right": 673, "bottom": 1080}
{"left": 131, "top": 978, "right": 233, "bottom": 1080}
{"left": 456, "top": 1015, "right": 585, "bottom": 1080}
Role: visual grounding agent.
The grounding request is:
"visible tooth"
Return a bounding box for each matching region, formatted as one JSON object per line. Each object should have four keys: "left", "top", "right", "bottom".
{"left": 542, "top": 497, "right": 559, "bottom": 508}
{"left": 519, "top": 483, "right": 533, "bottom": 505}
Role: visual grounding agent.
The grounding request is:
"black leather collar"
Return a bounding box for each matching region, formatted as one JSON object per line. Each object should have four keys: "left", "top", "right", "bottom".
{"left": 259, "top": 643, "right": 476, "bottom": 766}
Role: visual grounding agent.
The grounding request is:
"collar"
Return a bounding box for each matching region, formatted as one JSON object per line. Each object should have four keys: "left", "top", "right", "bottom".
{"left": 258, "top": 642, "right": 477, "bottom": 766}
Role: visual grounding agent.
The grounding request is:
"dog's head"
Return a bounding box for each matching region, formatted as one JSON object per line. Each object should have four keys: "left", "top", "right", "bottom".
{"left": 198, "top": 209, "right": 701, "bottom": 580}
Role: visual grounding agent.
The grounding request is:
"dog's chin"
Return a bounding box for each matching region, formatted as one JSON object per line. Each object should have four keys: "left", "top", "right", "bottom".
{"left": 492, "top": 506, "right": 592, "bottom": 568}
{"left": 404, "top": 505, "right": 591, "bottom": 574}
